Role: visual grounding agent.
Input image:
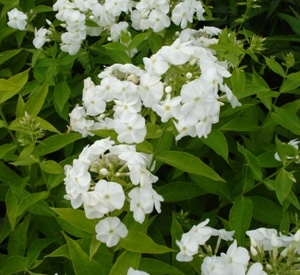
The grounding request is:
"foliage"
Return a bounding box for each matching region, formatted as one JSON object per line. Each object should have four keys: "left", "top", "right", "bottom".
{"left": 0, "top": 0, "right": 300, "bottom": 274}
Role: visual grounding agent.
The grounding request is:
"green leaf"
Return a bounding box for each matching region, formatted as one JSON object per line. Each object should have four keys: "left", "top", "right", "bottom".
{"left": 280, "top": 78, "right": 300, "bottom": 93}
{"left": 229, "top": 196, "right": 252, "bottom": 245}
{"left": 109, "top": 251, "right": 140, "bottom": 275}
{"left": 148, "top": 32, "right": 162, "bottom": 54}
{"left": 51, "top": 208, "right": 97, "bottom": 234}
{"left": 250, "top": 196, "right": 283, "bottom": 225}
{"left": 0, "top": 255, "right": 27, "bottom": 275}
{"left": 24, "top": 82, "right": 49, "bottom": 116}
{"left": 45, "top": 244, "right": 70, "bottom": 259}
{"left": 129, "top": 32, "right": 150, "bottom": 50}
{"left": 0, "top": 49, "right": 21, "bottom": 66}
{"left": 139, "top": 258, "right": 186, "bottom": 275}
{"left": 54, "top": 81, "right": 71, "bottom": 112}
{"left": 0, "top": 70, "right": 29, "bottom": 104}
{"left": 276, "top": 169, "right": 294, "bottom": 204}
{"left": 190, "top": 174, "right": 231, "bottom": 200}
{"left": 26, "top": 238, "right": 57, "bottom": 268}
{"left": 39, "top": 160, "right": 63, "bottom": 174}
{"left": 35, "top": 133, "right": 81, "bottom": 156}
{"left": 271, "top": 106, "right": 300, "bottom": 135}
{"left": 104, "top": 42, "right": 131, "bottom": 64}
{"left": 219, "top": 117, "right": 260, "bottom": 132}
{"left": 156, "top": 151, "right": 224, "bottom": 182}
{"left": 7, "top": 215, "right": 29, "bottom": 256}
{"left": 157, "top": 182, "right": 205, "bottom": 202}
{"left": 120, "top": 231, "right": 174, "bottom": 254}
{"left": 230, "top": 68, "right": 245, "bottom": 99}
{"left": 237, "top": 144, "right": 262, "bottom": 180}
{"left": 15, "top": 191, "right": 48, "bottom": 218}
{"left": 201, "top": 130, "right": 228, "bottom": 161}
{"left": 278, "top": 13, "right": 300, "bottom": 35}
{"left": 5, "top": 188, "right": 18, "bottom": 230}
{"left": 63, "top": 233, "right": 104, "bottom": 275}
{"left": 264, "top": 57, "right": 286, "bottom": 77}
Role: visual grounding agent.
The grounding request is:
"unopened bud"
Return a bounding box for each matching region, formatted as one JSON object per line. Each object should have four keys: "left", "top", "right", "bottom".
{"left": 100, "top": 168, "right": 108, "bottom": 175}
{"left": 165, "top": 86, "right": 172, "bottom": 93}
{"left": 250, "top": 246, "right": 258, "bottom": 256}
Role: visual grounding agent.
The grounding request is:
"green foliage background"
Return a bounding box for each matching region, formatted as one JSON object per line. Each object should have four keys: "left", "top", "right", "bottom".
{"left": 0, "top": 0, "right": 300, "bottom": 274}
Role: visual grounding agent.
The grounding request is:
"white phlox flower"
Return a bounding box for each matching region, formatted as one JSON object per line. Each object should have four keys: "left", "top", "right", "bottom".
{"left": 176, "top": 232, "right": 199, "bottom": 262}
{"left": 114, "top": 114, "right": 146, "bottom": 144}
{"left": 246, "top": 228, "right": 281, "bottom": 251}
{"left": 60, "top": 31, "right": 82, "bottom": 55}
{"left": 188, "top": 218, "right": 214, "bottom": 245}
{"left": 201, "top": 255, "right": 227, "bottom": 275}
{"left": 33, "top": 27, "right": 50, "bottom": 49}
{"left": 7, "top": 8, "right": 28, "bottom": 30}
{"left": 246, "top": 263, "right": 267, "bottom": 275}
{"left": 95, "top": 217, "right": 128, "bottom": 247}
{"left": 220, "top": 240, "right": 250, "bottom": 274}
{"left": 63, "top": 159, "right": 91, "bottom": 208}
{"left": 138, "top": 73, "right": 164, "bottom": 108}
{"left": 110, "top": 21, "right": 129, "bottom": 42}
{"left": 152, "top": 94, "right": 182, "bottom": 123}
{"left": 128, "top": 186, "right": 163, "bottom": 223}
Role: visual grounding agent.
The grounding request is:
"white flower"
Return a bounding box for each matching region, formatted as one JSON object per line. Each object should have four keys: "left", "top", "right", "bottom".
{"left": 176, "top": 233, "right": 199, "bottom": 262}
{"left": 114, "top": 114, "right": 146, "bottom": 144}
{"left": 60, "top": 32, "right": 82, "bottom": 55}
{"left": 64, "top": 159, "right": 91, "bottom": 208}
{"left": 160, "top": 39, "right": 194, "bottom": 66}
{"left": 171, "top": 1, "right": 193, "bottom": 29}
{"left": 33, "top": 27, "right": 49, "bottom": 49}
{"left": 7, "top": 8, "right": 27, "bottom": 30}
{"left": 152, "top": 94, "right": 182, "bottom": 123}
{"left": 201, "top": 255, "right": 227, "bottom": 275}
{"left": 128, "top": 186, "right": 163, "bottom": 223}
{"left": 211, "top": 228, "right": 235, "bottom": 241}
{"left": 143, "top": 54, "right": 169, "bottom": 76}
{"left": 110, "top": 21, "right": 129, "bottom": 41}
{"left": 220, "top": 240, "right": 250, "bottom": 274}
{"left": 174, "top": 115, "right": 198, "bottom": 141}
{"left": 139, "top": 73, "right": 164, "bottom": 108}
{"left": 95, "top": 217, "right": 128, "bottom": 247}
{"left": 188, "top": 218, "right": 213, "bottom": 245}
{"left": 94, "top": 180, "right": 125, "bottom": 212}
{"left": 246, "top": 263, "right": 267, "bottom": 275}
{"left": 127, "top": 267, "right": 149, "bottom": 275}
{"left": 246, "top": 228, "right": 280, "bottom": 251}
{"left": 148, "top": 9, "right": 170, "bottom": 32}
{"left": 82, "top": 79, "right": 106, "bottom": 116}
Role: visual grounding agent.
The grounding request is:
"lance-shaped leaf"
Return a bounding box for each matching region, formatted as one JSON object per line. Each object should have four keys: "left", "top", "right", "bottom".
{"left": 120, "top": 231, "right": 174, "bottom": 254}
{"left": 63, "top": 233, "right": 105, "bottom": 275}
{"left": 51, "top": 208, "right": 97, "bottom": 234}
{"left": 156, "top": 151, "right": 224, "bottom": 182}
{"left": 109, "top": 251, "right": 140, "bottom": 275}
{"left": 229, "top": 196, "right": 252, "bottom": 246}
{"left": 276, "top": 169, "right": 294, "bottom": 204}
{"left": 271, "top": 106, "right": 300, "bottom": 135}
{"left": 237, "top": 144, "right": 262, "bottom": 180}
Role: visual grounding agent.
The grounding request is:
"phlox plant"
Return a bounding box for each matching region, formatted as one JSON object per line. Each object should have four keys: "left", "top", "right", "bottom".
{"left": 0, "top": 0, "right": 300, "bottom": 274}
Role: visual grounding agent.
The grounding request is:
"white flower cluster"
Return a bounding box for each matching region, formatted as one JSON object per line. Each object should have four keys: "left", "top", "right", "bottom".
{"left": 7, "top": 0, "right": 205, "bottom": 54}
{"left": 176, "top": 220, "right": 300, "bottom": 274}
{"left": 70, "top": 27, "right": 240, "bottom": 142}
{"left": 63, "top": 137, "right": 163, "bottom": 247}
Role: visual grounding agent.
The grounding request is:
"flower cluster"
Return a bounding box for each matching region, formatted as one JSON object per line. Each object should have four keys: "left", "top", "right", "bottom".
{"left": 176, "top": 219, "right": 300, "bottom": 274}
{"left": 69, "top": 27, "right": 240, "bottom": 143}
{"left": 7, "top": 0, "right": 206, "bottom": 54}
{"left": 63, "top": 137, "right": 163, "bottom": 247}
